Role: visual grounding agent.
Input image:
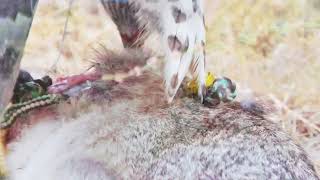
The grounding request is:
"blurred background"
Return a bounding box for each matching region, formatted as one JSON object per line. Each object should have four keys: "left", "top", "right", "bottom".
{"left": 21, "top": 0, "right": 320, "bottom": 173}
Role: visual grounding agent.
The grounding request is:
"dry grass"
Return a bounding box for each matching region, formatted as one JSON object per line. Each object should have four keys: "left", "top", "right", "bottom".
{"left": 21, "top": 0, "right": 320, "bottom": 174}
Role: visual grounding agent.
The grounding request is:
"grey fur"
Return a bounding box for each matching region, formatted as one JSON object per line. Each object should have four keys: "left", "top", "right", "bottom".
{"left": 5, "top": 70, "right": 319, "bottom": 180}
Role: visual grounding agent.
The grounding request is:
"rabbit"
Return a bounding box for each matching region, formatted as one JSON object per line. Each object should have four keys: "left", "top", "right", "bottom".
{"left": 3, "top": 48, "right": 319, "bottom": 180}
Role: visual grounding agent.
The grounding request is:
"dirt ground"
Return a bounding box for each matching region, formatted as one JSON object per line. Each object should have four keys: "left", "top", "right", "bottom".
{"left": 21, "top": 0, "right": 320, "bottom": 173}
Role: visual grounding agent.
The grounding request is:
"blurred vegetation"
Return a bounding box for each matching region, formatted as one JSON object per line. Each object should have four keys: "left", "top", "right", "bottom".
{"left": 206, "top": 0, "right": 319, "bottom": 104}
{"left": 21, "top": 0, "right": 320, "bottom": 173}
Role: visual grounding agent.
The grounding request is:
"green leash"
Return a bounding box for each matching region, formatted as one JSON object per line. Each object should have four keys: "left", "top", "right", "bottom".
{"left": 1, "top": 94, "right": 65, "bottom": 129}
{"left": 1, "top": 71, "right": 65, "bottom": 129}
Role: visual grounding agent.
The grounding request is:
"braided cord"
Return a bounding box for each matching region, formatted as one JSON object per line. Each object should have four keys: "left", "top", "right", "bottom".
{"left": 1, "top": 94, "right": 64, "bottom": 129}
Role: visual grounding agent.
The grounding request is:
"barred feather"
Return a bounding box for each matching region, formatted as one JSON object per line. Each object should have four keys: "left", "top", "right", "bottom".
{"left": 100, "top": 0, "right": 148, "bottom": 48}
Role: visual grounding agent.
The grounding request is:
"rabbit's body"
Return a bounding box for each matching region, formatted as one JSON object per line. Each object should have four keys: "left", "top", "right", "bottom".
{"left": 5, "top": 70, "right": 319, "bottom": 180}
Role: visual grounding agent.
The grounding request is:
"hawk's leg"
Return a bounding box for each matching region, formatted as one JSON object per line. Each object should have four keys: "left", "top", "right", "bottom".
{"left": 158, "top": 0, "right": 207, "bottom": 102}
{"left": 100, "top": 0, "right": 207, "bottom": 103}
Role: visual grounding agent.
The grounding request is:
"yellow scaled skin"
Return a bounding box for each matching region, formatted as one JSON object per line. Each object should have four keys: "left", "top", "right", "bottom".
{"left": 185, "top": 72, "right": 216, "bottom": 95}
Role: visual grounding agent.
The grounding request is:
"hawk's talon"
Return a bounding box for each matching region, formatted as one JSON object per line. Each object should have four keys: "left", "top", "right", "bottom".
{"left": 184, "top": 73, "right": 237, "bottom": 106}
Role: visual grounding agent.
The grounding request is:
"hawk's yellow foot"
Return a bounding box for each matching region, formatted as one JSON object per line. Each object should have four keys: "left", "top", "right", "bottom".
{"left": 184, "top": 73, "right": 237, "bottom": 107}
{"left": 185, "top": 72, "right": 216, "bottom": 96}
